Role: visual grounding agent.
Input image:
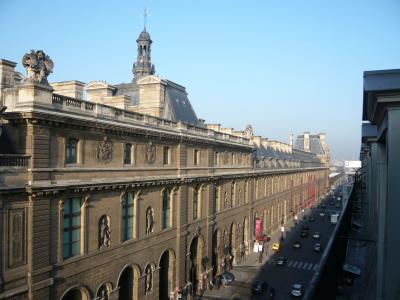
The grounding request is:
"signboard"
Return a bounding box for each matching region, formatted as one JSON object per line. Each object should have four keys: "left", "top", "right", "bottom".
{"left": 255, "top": 218, "right": 262, "bottom": 240}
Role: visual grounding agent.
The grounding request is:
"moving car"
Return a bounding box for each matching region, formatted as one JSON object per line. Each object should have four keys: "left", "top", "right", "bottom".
{"left": 275, "top": 256, "right": 287, "bottom": 266}
{"left": 312, "top": 232, "right": 320, "bottom": 239}
{"left": 291, "top": 283, "right": 304, "bottom": 297}
{"left": 251, "top": 280, "right": 268, "bottom": 295}
{"left": 314, "top": 243, "right": 322, "bottom": 252}
{"left": 272, "top": 243, "right": 280, "bottom": 251}
{"left": 302, "top": 225, "right": 309, "bottom": 230}
{"left": 300, "top": 230, "right": 309, "bottom": 237}
{"left": 220, "top": 271, "right": 235, "bottom": 285}
{"left": 319, "top": 212, "right": 325, "bottom": 217}
{"left": 293, "top": 241, "right": 302, "bottom": 249}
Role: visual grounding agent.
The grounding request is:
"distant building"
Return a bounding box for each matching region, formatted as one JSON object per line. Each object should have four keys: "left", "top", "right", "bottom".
{"left": 293, "top": 132, "right": 330, "bottom": 167}
{"left": 0, "top": 29, "right": 329, "bottom": 300}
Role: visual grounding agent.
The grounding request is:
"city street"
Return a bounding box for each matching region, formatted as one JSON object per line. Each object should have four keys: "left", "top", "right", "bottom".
{"left": 203, "top": 191, "right": 343, "bottom": 300}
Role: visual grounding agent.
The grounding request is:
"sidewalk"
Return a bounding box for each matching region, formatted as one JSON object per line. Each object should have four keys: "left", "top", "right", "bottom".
{"left": 202, "top": 214, "right": 303, "bottom": 299}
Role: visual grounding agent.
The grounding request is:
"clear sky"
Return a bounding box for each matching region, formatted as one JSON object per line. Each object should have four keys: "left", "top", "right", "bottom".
{"left": 1, "top": 0, "right": 399, "bottom": 161}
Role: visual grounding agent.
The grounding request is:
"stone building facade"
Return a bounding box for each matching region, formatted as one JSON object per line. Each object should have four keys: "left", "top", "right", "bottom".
{"left": 0, "top": 30, "right": 329, "bottom": 300}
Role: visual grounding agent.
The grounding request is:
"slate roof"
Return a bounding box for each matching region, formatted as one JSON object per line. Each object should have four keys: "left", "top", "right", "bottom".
{"left": 294, "top": 135, "right": 325, "bottom": 155}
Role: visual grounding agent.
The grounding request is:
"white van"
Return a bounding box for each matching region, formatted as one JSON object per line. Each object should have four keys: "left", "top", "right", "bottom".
{"left": 331, "top": 214, "right": 338, "bottom": 224}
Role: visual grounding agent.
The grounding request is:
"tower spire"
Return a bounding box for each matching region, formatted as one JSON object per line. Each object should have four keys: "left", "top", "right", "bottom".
{"left": 143, "top": 7, "right": 150, "bottom": 31}
{"left": 132, "top": 13, "right": 155, "bottom": 81}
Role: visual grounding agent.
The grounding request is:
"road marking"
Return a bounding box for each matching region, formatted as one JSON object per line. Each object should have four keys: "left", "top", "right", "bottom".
{"left": 292, "top": 261, "right": 298, "bottom": 268}
{"left": 288, "top": 260, "right": 294, "bottom": 267}
{"left": 313, "top": 264, "right": 318, "bottom": 271}
{"left": 308, "top": 264, "right": 314, "bottom": 270}
{"left": 302, "top": 263, "right": 309, "bottom": 269}
{"left": 297, "top": 262, "right": 303, "bottom": 268}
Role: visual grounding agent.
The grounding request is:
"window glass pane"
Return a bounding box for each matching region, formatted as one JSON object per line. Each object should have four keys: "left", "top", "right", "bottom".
{"left": 64, "top": 201, "right": 71, "bottom": 215}
{"left": 72, "top": 215, "right": 80, "bottom": 227}
{"left": 71, "top": 229, "right": 80, "bottom": 242}
{"left": 71, "top": 241, "right": 80, "bottom": 255}
{"left": 63, "top": 231, "right": 70, "bottom": 243}
{"left": 63, "top": 244, "right": 69, "bottom": 258}
{"left": 63, "top": 217, "right": 70, "bottom": 229}
{"left": 72, "top": 198, "right": 81, "bottom": 213}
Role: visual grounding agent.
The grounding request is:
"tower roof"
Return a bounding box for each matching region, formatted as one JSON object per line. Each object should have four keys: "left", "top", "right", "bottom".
{"left": 137, "top": 29, "right": 152, "bottom": 42}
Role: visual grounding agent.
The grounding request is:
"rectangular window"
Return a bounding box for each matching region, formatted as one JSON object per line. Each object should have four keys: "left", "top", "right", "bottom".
{"left": 163, "top": 146, "right": 170, "bottom": 165}
{"left": 215, "top": 185, "right": 220, "bottom": 212}
{"left": 193, "top": 188, "right": 199, "bottom": 220}
{"left": 162, "top": 190, "right": 170, "bottom": 229}
{"left": 63, "top": 197, "right": 81, "bottom": 259}
{"left": 194, "top": 149, "right": 200, "bottom": 165}
{"left": 231, "top": 153, "right": 235, "bottom": 165}
{"left": 215, "top": 152, "right": 219, "bottom": 166}
{"left": 65, "top": 138, "right": 78, "bottom": 164}
{"left": 122, "top": 192, "right": 134, "bottom": 241}
{"left": 124, "top": 143, "right": 132, "bottom": 165}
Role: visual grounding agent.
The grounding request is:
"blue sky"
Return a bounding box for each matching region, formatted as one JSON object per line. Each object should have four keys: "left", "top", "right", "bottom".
{"left": 1, "top": 0, "right": 399, "bottom": 161}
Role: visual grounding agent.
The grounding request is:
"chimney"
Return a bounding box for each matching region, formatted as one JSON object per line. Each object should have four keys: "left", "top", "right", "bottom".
{"left": 304, "top": 132, "right": 310, "bottom": 152}
{"left": 51, "top": 80, "right": 85, "bottom": 99}
{"left": 0, "top": 59, "right": 17, "bottom": 105}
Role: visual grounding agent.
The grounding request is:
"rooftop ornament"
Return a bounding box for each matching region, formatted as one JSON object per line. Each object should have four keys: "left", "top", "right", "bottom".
{"left": 22, "top": 50, "right": 54, "bottom": 85}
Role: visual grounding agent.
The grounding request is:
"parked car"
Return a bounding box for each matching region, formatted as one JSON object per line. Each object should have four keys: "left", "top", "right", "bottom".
{"left": 312, "top": 232, "right": 320, "bottom": 239}
{"left": 293, "top": 241, "right": 302, "bottom": 249}
{"left": 251, "top": 280, "right": 268, "bottom": 295}
{"left": 291, "top": 283, "right": 304, "bottom": 297}
{"left": 300, "top": 230, "right": 309, "bottom": 237}
{"left": 272, "top": 243, "right": 280, "bottom": 251}
{"left": 319, "top": 212, "right": 325, "bottom": 217}
{"left": 275, "top": 256, "right": 287, "bottom": 266}
{"left": 314, "top": 243, "right": 322, "bottom": 252}
{"left": 220, "top": 271, "right": 235, "bottom": 285}
{"left": 302, "top": 225, "right": 309, "bottom": 230}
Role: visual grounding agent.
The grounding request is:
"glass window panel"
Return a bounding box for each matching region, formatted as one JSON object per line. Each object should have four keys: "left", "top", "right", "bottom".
{"left": 63, "top": 217, "right": 70, "bottom": 229}
{"left": 72, "top": 215, "right": 80, "bottom": 227}
{"left": 71, "top": 229, "right": 80, "bottom": 242}
{"left": 63, "top": 244, "right": 69, "bottom": 258}
{"left": 71, "top": 241, "right": 80, "bottom": 255}
{"left": 63, "top": 231, "right": 70, "bottom": 242}
{"left": 72, "top": 198, "right": 81, "bottom": 213}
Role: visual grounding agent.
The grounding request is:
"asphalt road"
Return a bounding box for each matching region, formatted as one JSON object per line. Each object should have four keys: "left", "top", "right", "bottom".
{"left": 203, "top": 190, "right": 343, "bottom": 300}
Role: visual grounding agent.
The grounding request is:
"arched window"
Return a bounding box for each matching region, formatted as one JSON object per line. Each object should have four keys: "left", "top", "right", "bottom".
{"left": 96, "top": 283, "right": 111, "bottom": 300}
{"left": 143, "top": 45, "right": 147, "bottom": 56}
{"left": 193, "top": 186, "right": 200, "bottom": 220}
{"left": 124, "top": 143, "right": 132, "bottom": 165}
{"left": 139, "top": 45, "right": 143, "bottom": 56}
{"left": 65, "top": 138, "right": 78, "bottom": 164}
{"left": 162, "top": 189, "right": 171, "bottom": 229}
{"left": 121, "top": 192, "right": 134, "bottom": 241}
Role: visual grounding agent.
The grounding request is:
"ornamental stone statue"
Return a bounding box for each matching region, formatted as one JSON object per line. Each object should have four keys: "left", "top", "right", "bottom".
{"left": 22, "top": 50, "right": 54, "bottom": 85}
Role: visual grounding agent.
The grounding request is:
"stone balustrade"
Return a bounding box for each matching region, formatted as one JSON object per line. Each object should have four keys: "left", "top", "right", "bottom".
{"left": 51, "top": 93, "right": 250, "bottom": 146}
{"left": 0, "top": 154, "right": 30, "bottom": 167}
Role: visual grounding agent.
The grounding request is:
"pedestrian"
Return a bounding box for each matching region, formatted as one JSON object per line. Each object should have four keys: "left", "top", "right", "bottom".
{"left": 258, "top": 243, "right": 263, "bottom": 263}
{"left": 229, "top": 254, "right": 234, "bottom": 269}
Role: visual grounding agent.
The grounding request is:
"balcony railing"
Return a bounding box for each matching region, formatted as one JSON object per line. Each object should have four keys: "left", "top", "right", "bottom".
{"left": 0, "top": 154, "right": 31, "bottom": 167}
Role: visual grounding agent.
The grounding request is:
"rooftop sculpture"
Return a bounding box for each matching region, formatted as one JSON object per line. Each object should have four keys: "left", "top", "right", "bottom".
{"left": 22, "top": 50, "right": 53, "bottom": 85}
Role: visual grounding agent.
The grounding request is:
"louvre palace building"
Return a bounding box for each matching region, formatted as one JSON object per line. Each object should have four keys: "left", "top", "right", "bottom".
{"left": 0, "top": 28, "right": 330, "bottom": 300}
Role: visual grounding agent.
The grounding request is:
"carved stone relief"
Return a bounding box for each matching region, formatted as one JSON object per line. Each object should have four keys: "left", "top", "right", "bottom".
{"left": 8, "top": 209, "right": 25, "bottom": 267}
{"left": 95, "top": 137, "right": 112, "bottom": 163}
{"left": 145, "top": 142, "right": 156, "bottom": 164}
